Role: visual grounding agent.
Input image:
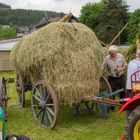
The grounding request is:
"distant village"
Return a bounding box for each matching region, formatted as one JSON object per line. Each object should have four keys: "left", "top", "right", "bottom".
{"left": 1, "top": 13, "right": 67, "bottom": 38}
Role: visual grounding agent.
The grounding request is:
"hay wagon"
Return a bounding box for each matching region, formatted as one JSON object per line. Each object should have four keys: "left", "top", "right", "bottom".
{"left": 11, "top": 22, "right": 122, "bottom": 129}
{"left": 16, "top": 72, "right": 121, "bottom": 129}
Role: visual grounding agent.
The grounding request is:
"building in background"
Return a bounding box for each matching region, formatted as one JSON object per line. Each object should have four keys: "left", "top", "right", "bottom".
{"left": 0, "top": 38, "right": 21, "bottom": 71}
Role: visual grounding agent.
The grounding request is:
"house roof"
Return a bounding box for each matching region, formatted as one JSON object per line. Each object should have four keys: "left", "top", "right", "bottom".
{"left": 35, "top": 17, "right": 61, "bottom": 29}
{"left": 0, "top": 38, "right": 21, "bottom": 51}
{"left": 35, "top": 13, "right": 78, "bottom": 30}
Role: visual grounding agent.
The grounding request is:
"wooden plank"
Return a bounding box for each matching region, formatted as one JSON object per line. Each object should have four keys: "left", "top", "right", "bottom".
{"left": 0, "top": 51, "right": 14, "bottom": 71}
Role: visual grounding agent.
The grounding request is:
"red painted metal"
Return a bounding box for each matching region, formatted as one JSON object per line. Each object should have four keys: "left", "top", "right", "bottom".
{"left": 131, "top": 70, "right": 140, "bottom": 96}
{"left": 119, "top": 94, "right": 140, "bottom": 113}
{"left": 120, "top": 70, "right": 140, "bottom": 113}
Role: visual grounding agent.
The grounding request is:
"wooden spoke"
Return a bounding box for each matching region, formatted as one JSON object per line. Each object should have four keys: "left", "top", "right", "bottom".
{"left": 33, "top": 95, "right": 41, "bottom": 103}
{"left": 36, "top": 87, "right": 43, "bottom": 100}
{"left": 45, "top": 93, "right": 51, "bottom": 103}
{"left": 16, "top": 73, "right": 25, "bottom": 107}
{"left": 46, "top": 104, "right": 54, "bottom": 107}
{"left": 31, "top": 80, "right": 58, "bottom": 128}
{"left": 36, "top": 109, "right": 43, "bottom": 117}
{"left": 41, "top": 111, "right": 45, "bottom": 124}
{"left": 46, "top": 107, "right": 54, "bottom": 116}
{"left": 46, "top": 110, "right": 53, "bottom": 125}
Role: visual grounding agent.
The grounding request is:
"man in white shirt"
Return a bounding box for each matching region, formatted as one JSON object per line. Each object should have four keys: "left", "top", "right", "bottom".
{"left": 126, "top": 50, "right": 140, "bottom": 97}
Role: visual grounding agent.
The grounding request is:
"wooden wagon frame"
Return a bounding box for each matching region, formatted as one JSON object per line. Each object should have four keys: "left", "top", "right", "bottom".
{"left": 16, "top": 72, "right": 122, "bottom": 129}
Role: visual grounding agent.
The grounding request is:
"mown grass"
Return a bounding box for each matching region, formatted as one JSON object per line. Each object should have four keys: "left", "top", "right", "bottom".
{"left": 0, "top": 72, "right": 126, "bottom": 140}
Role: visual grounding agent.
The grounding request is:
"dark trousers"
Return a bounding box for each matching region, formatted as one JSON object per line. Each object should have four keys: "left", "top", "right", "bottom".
{"left": 125, "top": 90, "right": 132, "bottom": 98}
{"left": 108, "top": 74, "right": 126, "bottom": 99}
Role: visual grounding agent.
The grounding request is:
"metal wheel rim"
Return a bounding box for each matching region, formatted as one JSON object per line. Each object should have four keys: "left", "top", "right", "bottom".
{"left": 31, "top": 80, "right": 58, "bottom": 129}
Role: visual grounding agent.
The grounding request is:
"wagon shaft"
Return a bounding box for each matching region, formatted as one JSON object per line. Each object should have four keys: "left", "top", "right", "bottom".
{"left": 82, "top": 96, "right": 121, "bottom": 107}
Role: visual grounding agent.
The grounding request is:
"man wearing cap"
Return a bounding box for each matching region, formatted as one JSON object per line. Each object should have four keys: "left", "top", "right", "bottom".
{"left": 103, "top": 45, "right": 127, "bottom": 102}
{"left": 126, "top": 50, "right": 140, "bottom": 97}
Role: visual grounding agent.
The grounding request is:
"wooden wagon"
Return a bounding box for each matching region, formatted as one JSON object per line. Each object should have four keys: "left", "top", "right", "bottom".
{"left": 16, "top": 73, "right": 121, "bottom": 129}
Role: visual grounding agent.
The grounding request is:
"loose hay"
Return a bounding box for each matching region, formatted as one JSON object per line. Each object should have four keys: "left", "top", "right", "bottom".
{"left": 11, "top": 22, "right": 104, "bottom": 104}
{"left": 117, "top": 46, "right": 133, "bottom": 62}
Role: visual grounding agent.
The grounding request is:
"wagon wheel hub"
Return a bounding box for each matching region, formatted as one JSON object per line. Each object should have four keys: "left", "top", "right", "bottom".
{"left": 39, "top": 101, "right": 46, "bottom": 109}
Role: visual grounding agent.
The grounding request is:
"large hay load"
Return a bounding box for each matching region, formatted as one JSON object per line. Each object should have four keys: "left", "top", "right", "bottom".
{"left": 11, "top": 22, "right": 104, "bottom": 104}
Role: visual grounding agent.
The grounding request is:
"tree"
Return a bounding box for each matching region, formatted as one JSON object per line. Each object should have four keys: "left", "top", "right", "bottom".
{"left": 0, "top": 3, "right": 11, "bottom": 8}
{"left": 127, "top": 9, "right": 140, "bottom": 42}
{"left": 97, "top": 0, "right": 129, "bottom": 44}
{"left": 97, "top": 0, "right": 128, "bottom": 44}
{"left": 79, "top": 0, "right": 129, "bottom": 45}
{"left": 0, "top": 8, "right": 61, "bottom": 27}
{"left": 79, "top": 2, "right": 104, "bottom": 32}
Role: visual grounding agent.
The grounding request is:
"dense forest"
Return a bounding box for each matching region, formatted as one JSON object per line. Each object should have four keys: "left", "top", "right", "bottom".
{"left": 79, "top": 0, "right": 140, "bottom": 44}
{"left": 0, "top": 3, "right": 62, "bottom": 27}
{"left": 0, "top": 3, "right": 11, "bottom": 9}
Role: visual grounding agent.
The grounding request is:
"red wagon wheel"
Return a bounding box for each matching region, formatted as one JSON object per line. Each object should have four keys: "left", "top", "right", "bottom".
{"left": 31, "top": 80, "right": 58, "bottom": 128}
{"left": 0, "top": 77, "right": 9, "bottom": 120}
{"left": 16, "top": 73, "right": 25, "bottom": 107}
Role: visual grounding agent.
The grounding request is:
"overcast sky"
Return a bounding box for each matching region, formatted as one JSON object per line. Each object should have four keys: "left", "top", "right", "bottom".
{"left": 0, "top": 0, "right": 140, "bottom": 16}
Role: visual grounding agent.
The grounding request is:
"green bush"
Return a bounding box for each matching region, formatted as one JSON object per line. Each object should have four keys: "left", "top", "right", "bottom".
{"left": 0, "top": 27, "right": 16, "bottom": 40}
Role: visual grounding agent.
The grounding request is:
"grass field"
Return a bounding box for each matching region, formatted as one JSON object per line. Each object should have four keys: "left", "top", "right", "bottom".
{"left": 0, "top": 27, "right": 16, "bottom": 40}
{"left": 0, "top": 72, "right": 126, "bottom": 140}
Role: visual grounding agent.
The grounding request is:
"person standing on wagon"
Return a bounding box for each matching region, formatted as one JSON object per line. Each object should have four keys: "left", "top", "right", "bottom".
{"left": 102, "top": 45, "right": 127, "bottom": 102}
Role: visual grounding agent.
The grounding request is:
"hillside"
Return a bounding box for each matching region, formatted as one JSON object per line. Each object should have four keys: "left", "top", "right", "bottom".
{"left": 0, "top": 2, "right": 11, "bottom": 8}
{"left": 0, "top": 3, "right": 63, "bottom": 27}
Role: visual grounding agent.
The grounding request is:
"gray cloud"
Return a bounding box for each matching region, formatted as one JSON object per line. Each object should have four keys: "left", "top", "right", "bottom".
{"left": 127, "top": 0, "right": 140, "bottom": 12}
